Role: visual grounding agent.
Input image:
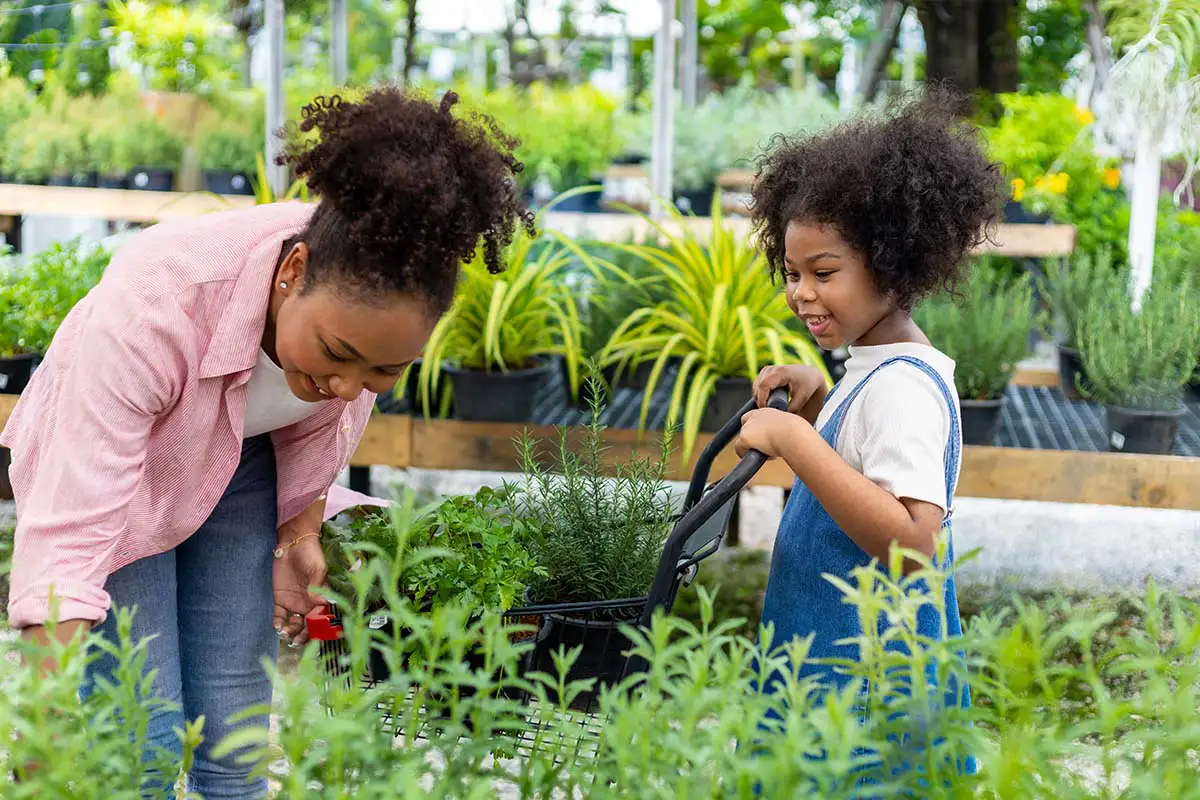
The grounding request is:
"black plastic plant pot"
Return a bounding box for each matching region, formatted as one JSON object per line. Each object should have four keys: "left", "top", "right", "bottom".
{"left": 443, "top": 360, "right": 553, "bottom": 422}
{"left": 128, "top": 167, "right": 175, "bottom": 192}
{"left": 97, "top": 174, "right": 128, "bottom": 190}
{"left": 532, "top": 612, "right": 638, "bottom": 712}
{"left": 675, "top": 184, "right": 715, "bottom": 216}
{"left": 552, "top": 187, "right": 604, "bottom": 214}
{"left": 202, "top": 169, "right": 254, "bottom": 196}
{"left": 46, "top": 175, "right": 72, "bottom": 187}
{"left": 1002, "top": 200, "right": 1051, "bottom": 225}
{"left": 701, "top": 377, "right": 754, "bottom": 432}
{"left": 1058, "top": 345, "right": 1086, "bottom": 400}
{"left": 1105, "top": 404, "right": 1185, "bottom": 455}
{"left": 0, "top": 353, "right": 41, "bottom": 394}
{"left": 960, "top": 397, "right": 1005, "bottom": 446}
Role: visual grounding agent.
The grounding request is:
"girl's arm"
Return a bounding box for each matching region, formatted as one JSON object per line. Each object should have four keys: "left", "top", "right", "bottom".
{"left": 737, "top": 411, "right": 943, "bottom": 571}
{"left": 775, "top": 419, "right": 943, "bottom": 567}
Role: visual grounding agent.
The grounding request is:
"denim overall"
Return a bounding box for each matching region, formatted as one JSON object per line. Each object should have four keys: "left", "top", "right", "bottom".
{"left": 757, "top": 355, "right": 975, "bottom": 777}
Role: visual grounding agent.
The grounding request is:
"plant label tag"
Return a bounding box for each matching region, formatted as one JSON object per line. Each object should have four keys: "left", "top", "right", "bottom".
{"left": 369, "top": 615, "right": 388, "bottom": 629}
{"left": 1110, "top": 430, "right": 1126, "bottom": 450}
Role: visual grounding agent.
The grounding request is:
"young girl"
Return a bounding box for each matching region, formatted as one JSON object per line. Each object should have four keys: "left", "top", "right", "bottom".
{"left": 2, "top": 88, "right": 531, "bottom": 797}
{"left": 735, "top": 89, "right": 1001, "bottom": 739}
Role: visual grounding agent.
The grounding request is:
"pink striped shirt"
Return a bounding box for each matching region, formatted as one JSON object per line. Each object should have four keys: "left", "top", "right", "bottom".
{"left": 1, "top": 202, "right": 378, "bottom": 629}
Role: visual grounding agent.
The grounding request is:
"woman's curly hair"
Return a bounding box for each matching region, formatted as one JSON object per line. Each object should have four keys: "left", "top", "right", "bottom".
{"left": 278, "top": 87, "right": 535, "bottom": 313}
{"left": 750, "top": 85, "right": 1003, "bottom": 309}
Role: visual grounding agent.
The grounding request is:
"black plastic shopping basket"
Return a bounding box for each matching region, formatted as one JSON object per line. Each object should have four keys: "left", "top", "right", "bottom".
{"left": 305, "top": 388, "right": 790, "bottom": 757}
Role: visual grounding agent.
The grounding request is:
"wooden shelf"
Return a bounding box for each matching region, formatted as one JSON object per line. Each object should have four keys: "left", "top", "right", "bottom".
{"left": 0, "top": 183, "right": 1075, "bottom": 258}
{"left": 0, "top": 183, "right": 255, "bottom": 223}
{"left": 2, "top": 393, "right": 1197, "bottom": 510}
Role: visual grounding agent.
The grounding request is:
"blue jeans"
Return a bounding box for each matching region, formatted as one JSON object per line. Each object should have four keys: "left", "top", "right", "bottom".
{"left": 81, "top": 435, "right": 278, "bottom": 799}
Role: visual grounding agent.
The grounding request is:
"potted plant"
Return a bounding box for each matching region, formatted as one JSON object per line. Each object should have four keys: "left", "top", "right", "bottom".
{"left": 1077, "top": 277, "right": 1200, "bottom": 455}
{"left": 599, "top": 198, "right": 828, "bottom": 460}
{"left": 0, "top": 76, "right": 34, "bottom": 183}
{"left": 508, "top": 402, "right": 676, "bottom": 710}
{"left": 119, "top": 114, "right": 185, "bottom": 192}
{"left": 913, "top": 262, "right": 1038, "bottom": 446}
{"left": 416, "top": 197, "right": 596, "bottom": 422}
{"left": 87, "top": 117, "right": 133, "bottom": 189}
{"left": 1037, "top": 248, "right": 1126, "bottom": 400}
{"left": 320, "top": 486, "right": 547, "bottom": 683}
{"left": 198, "top": 119, "right": 259, "bottom": 196}
{"left": 0, "top": 238, "right": 110, "bottom": 393}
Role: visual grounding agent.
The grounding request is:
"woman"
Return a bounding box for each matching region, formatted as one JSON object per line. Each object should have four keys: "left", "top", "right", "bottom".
{"left": 1, "top": 87, "right": 532, "bottom": 798}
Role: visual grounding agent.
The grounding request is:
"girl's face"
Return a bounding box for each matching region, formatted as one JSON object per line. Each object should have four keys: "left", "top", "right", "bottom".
{"left": 269, "top": 245, "right": 436, "bottom": 403}
{"left": 781, "top": 221, "right": 899, "bottom": 350}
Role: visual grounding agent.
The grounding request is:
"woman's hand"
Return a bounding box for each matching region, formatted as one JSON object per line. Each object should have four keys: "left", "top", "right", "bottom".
{"left": 752, "top": 365, "right": 829, "bottom": 424}
{"left": 272, "top": 527, "right": 327, "bottom": 647}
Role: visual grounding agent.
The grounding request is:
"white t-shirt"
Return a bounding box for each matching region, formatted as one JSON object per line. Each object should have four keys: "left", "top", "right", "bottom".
{"left": 814, "top": 342, "right": 960, "bottom": 514}
{"left": 242, "top": 348, "right": 324, "bottom": 438}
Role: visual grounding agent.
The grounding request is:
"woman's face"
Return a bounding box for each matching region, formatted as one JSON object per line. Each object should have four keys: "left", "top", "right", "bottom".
{"left": 270, "top": 245, "right": 436, "bottom": 403}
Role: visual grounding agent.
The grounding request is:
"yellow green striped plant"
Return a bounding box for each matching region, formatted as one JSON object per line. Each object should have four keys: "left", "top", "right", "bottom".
{"left": 415, "top": 188, "right": 616, "bottom": 416}
{"left": 599, "top": 193, "right": 829, "bottom": 460}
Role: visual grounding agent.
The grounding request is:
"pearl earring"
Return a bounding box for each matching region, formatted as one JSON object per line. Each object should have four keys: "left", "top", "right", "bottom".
{"left": 279, "top": 281, "right": 288, "bottom": 289}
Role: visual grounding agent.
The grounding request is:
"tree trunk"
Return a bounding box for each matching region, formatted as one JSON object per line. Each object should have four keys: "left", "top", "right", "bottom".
{"left": 977, "top": 0, "right": 1019, "bottom": 94}
{"left": 402, "top": 0, "right": 418, "bottom": 85}
{"left": 860, "top": 0, "right": 908, "bottom": 103}
{"left": 1083, "top": 0, "right": 1111, "bottom": 99}
{"left": 917, "top": 0, "right": 980, "bottom": 94}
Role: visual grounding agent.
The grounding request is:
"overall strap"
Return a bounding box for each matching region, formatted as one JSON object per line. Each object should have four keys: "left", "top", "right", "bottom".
{"left": 820, "top": 355, "right": 962, "bottom": 506}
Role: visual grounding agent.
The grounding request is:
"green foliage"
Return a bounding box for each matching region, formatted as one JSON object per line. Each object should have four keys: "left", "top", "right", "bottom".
{"left": 618, "top": 83, "right": 839, "bottom": 189}
{"left": 465, "top": 83, "right": 623, "bottom": 192}
{"left": 197, "top": 118, "right": 260, "bottom": 174}
{"left": 1078, "top": 273, "right": 1200, "bottom": 410}
{"left": 983, "top": 93, "right": 1129, "bottom": 260}
{"left": 1104, "top": 0, "right": 1200, "bottom": 72}
{"left": 417, "top": 200, "right": 606, "bottom": 409}
{"left": 111, "top": 0, "right": 231, "bottom": 94}
{"left": 510, "top": 400, "right": 676, "bottom": 606}
{"left": 322, "top": 487, "right": 545, "bottom": 616}
{"left": 0, "top": 237, "right": 110, "bottom": 356}
{"left": 56, "top": 1, "right": 113, "bottom": 96}
{"left": 8, "top": 497, "right": 1200, "bottom": 796}
{"left": 1019, "top": 0, "right": 1091, "bottom": 93}
{"left": 117, "top": 113, "right": 186, "bottom": 170}
{"left": 1038, "top": 247, "right": 1129, "bottom": 348}
{"left": 600, "top": 198, "right": 829, "bottom": 459}
{"left": 914, "top": 261, "right": 1038, "bottom": 401}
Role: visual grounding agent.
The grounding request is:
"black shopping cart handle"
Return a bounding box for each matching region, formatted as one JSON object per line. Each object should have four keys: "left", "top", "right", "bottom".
{"left": 638, "top": 386, "right": 789, "bottom": 627}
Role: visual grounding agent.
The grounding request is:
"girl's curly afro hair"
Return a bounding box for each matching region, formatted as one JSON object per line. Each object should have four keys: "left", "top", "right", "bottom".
{"left": 278, "top": 87, "right": 535, "bottom": 314}
{"left": 750, "top": 85, "right": 1003, "bottom": 309}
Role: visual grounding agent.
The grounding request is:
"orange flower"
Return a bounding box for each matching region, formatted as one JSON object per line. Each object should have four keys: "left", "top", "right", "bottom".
{"left": 1103, "top": 167, "right": 1121, "bottom": 190}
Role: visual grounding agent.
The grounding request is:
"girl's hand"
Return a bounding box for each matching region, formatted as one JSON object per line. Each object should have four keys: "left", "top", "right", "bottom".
{"left": 753, "top": 365, "right": 829, "bottom": 425}
{"left": 272, "top": 527, "right": 327, "bottom": 647}
{"left": 735, "top": 408, "right": 804, "bottom": 459}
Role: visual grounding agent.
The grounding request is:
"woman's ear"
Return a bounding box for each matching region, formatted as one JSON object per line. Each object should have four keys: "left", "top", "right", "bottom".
{"left": 277, "top": 242, "right": 310, "bottom": 293}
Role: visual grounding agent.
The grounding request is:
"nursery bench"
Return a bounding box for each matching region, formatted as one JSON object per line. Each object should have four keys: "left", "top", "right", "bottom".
{"left": 4, "top": 392, "right": 1199, "bottom": 512}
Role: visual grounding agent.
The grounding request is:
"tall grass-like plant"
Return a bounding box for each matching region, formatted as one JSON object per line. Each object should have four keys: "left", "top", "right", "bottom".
{"left": 1078, "top": 275, "right": 1200, "bottom": 411}
{"left": 601, "top": 195, "right": 828, "bottom": 459}
{"left": 417, "top": 191, "right": 610, "bottom": 412}
{"left": 914, "top": 261, "right": 1038, "bottom": 401}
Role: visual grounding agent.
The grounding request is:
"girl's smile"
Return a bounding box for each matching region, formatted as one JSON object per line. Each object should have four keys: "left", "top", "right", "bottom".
{"left": 782, "top": 221, "right": 926, "bottom": 351}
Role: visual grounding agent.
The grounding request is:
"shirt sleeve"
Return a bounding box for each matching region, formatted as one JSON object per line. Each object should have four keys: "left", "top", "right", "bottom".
{"left": 6, "top": 297, "right": 187, "bottom": 628}
{"left": 850, "top": 365, "right": 953, "bottom": 513}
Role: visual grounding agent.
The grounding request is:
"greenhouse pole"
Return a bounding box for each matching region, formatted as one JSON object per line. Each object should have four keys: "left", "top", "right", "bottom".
{"left": 265, "top": 0, "right": 287, "bottom": 198}
{"left": 331, "top": 0, "right": 349, "bottom": 85}
{"left": 651, "top": 0, "right": 676, "bottom": 218}
{"left": 1128, "top": 123, "right": 1162, "bottom": 310}
{"left": 679, "top": 0, "right": 697, "bottom": 108}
